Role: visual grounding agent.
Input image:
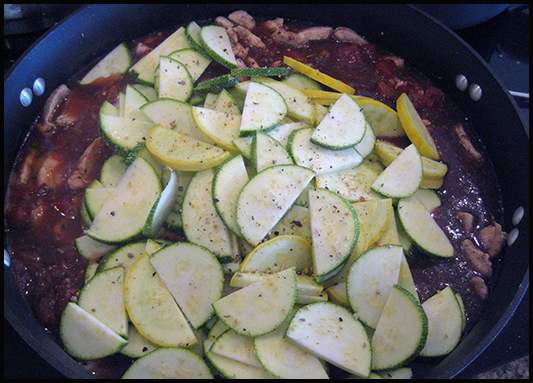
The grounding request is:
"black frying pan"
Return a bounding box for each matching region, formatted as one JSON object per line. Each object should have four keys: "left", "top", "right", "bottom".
{"left": 4, "top": 4, "right": 529, "bottom": 379}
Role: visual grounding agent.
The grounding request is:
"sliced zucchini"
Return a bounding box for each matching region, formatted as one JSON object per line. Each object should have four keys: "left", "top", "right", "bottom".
{"left": 157, "top": 56, "right": 193, "bottom": 102}
{"left": 75, "top": 235, "right": 117, "bottom": 263}
{"left": 146, "top": 125, "right": 230, "bottom": 172}
{"left": 141, "top": 98, "right": 215, "bottom": 144}
{"left": 123, "top": 84, "right": 151, "bottom": 122}
{"left": 86, "top": 157, "right": 161, "bottom": 245}
{"left": 236, "top": 164, "right": 315, "bottom": 246}
{"left": 212, "top": 268, "right": 297, "bottom": 337}
{"left": 371, "top": 284, "right": 428, "bottom": 370}
{"left": 419, "top": 286, "right": 463, "bottom": 357}
{"left": 374, "top": 140, "right": 448, "bottom": 181}
{"left": 191, "top": 107, "right": 242, "bottom": 150}
{"left": 285, "top": 302, "right": 371, "bottom": 378}
{"left": 149, "top": 242, "right": 224, "bottom": 329}
{"left": 83, "top": 186, "right": 116, "bottom": 220}
{"left": 315, "top": 162, "right": 383, "bottom": 202}
{"left": 120, "top": 323, "right": 160, "bottom": 358}
{"left": 185, "top": 21, "right": 204, "bottom": 52}
{"left": 214, "top": 88, "right": 241, "bottom": 115}
{"left": 182, "top": 168, "right": 235, "bottom": 262}
{"left": 78, "top": 266, "right": 128, "bottom": 338}
{"left": 253, "top": 131, "right": 294, "bottom": 172}
{"left": 240, "top": 235, "right": 313, "bottom": 273}
{"left": 254, "top": 311, "right": 329, "bottom": 379}
{"left": 122, "top": 347, "right": 213, "bottom": 379}
{"left": 143, "top": 168, "right": 179, "bottom": 238}
{"left": 210, "top": 329, "right": 262, "bottom": 368}
{"left": 194, "top": 74, "right": 240, "bottom": 93}
{"left": 280, "top": 72, "right": 322, "bottom": 91}
{"left": 371, "top": 143, "right": 423, "bottom": 198}
{"left": 97, "top": 240, "right": 147, "bottom": 273}
{"left": 99, "top": 154, "right": 127, "bottom": 188}
{"left": 230, "top": 272, "right": 323, "bottom": 304}
{"left": 231, "top": 67, "right": 292, "bottom": 77}
{"left": 168, "top": 48, "right": 211, "bottom": 81}
{"left": 80, "top": 42, "right": 131, "bottom": 85}
{"left": 204, "top": 320, "right": 275, "bottom": 379}
{"left": 346, "top": 245, "right": 403, "bottom": 329}
{"left": 199, "top": 25, "right": 238, "bottom": 69}
{"left": 124, "top": 253, "right": 198, "bottom": 348}
{"left": 288, "top": 127, "right": 363, "bottom": 176}
{"left": 309, "top": 187, "right": 359, "bottom": 282}
{"left": 397, "top": 194, "right": 454, "bottom": 258}
{"left": 99, "top": 114, "right": 155, "bottom": 156}
{"left": 253, "top": 77, "right": 316, "bottom": 124}
{"left": 130, "top": 27, "right": 191, "bottom": 84}
{"left": 212, "top": 154, "right": 250, "bottom": 238}
{"left": 239, "top": 81, "right": 288, "bottom": 137}
{"left": 311, "top": 93, "right": 367, "bottom": 150}
{"left": 60, "top": 302, "right": 128, "bottom": 361}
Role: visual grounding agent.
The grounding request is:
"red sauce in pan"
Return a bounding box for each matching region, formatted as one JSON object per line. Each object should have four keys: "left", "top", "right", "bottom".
{"left": 4, "top": 17, "right": 505, "bottom": 378}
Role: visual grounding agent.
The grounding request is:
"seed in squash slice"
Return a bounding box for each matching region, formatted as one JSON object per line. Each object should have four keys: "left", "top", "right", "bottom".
{"left": 146, "top": 125, "right": 230, "bottom": 171}
{"left": 396, "top": 93, "right": 440, "bottom": 160}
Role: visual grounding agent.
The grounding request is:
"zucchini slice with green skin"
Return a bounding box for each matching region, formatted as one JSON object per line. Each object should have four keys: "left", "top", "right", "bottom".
{"left": 420, "top": 286, "right": 464, "bottom": 357}
{"left": 288, "top": 127, "right": 363, "bottom": 176}
{"left": 371, "top": 143, "right": 423, "bottom": 198}
{"left": 285, "top": 301, "right": 372, "bottom": 378}
{"left": 254, "top": 310, "right": 329, "bottom": 379}
{"left": 157, "top": 56, "right": 193, "bottom": 102}
{"left": 236, "top": 164, "right": 315, "bottom": 246}
{"left": 149, "top": 242, "right": 224, "bottom": 329}
{"left": 199, "top": 25, "right": 238, "bottom": 69}
{"left": 346, "top": 244, "right": 403, "bottom": 329}
{"left": 210, "top": 329, "right": 262, "bottom": 368}
{"left": 60, "top": 302, "right": 128, "bottom": 361}
{"left": 78, "top": 266, "right": 128, "bottom": 338}
{"left": 309, "top": 187, "right": 359, "bottom": 282}
{"left": 311, "top": 93, "right": 368, "bottom": 150}
{"left": 124, "top": 253, "right": 198, "bottom": 348}
{"left": 239, "top": 81, "right": 288, "bottom": 137}
{"left": 99, "top": 113, "right": 155, "bottom": 157}
{"left": 212, "top": 154, "right": 249, "bottom": 238}
{"left": 239, "top": 235, "right": 313, "bottom": 273}
{"left": 86, "top": 157, "right": 161, "bottom": 245}
{"left": 80, "top": 42, "right": 131, "bottom": 85}
{"left": 212, "top": 268, "right": 297, "bottom": 337}
{"left": 182, "top": 168, "right": 235, "bottom": 263}
{"left": 371, "top": 284, "right": 428, "bottom": 371}
{"left": 253, "top": 131, "right": 294, "bottom": 172}
{"left": 122, "top": 347, "right": 213, "bottom": 379}
{"left": 143, "top": 168, "right": 180, "bottom": 238}
{"left": 168, "top": 48, "right": 211, "bottom": 82}
{"left": 397, "top": 194, "right": 454, "bottom": 258}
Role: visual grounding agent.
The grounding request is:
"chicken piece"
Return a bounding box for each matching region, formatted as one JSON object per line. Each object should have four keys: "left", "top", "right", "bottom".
{"left": 471, "top": 276, "right": 489, "bottom": 300}
{"left": 233, "top": 25, "right": 266, "bottom": 49}
{"left": 68, "top": 137, "right": 111, "bottom": 190}
{"left": 228, "top": 10, "right": 256, "bottom": 30}
{"left": 36, "top": 84, "right": 71, "bottom": 136}
{"left": 37, "top": 153, "right": 66, "bottom": 189}
{"left": 476, "top": 222, "right": 508, "bottom": 258}
{"left": 462, "top": 239, "right": 492, "bottom": 278}
{"left": 333, "top": 27, "right": 367, "bottom": 44}
{"left": 457, "top": 211, "right": 475, "bottom": 232}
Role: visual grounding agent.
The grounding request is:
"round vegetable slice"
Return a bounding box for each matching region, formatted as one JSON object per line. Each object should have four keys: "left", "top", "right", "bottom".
{"left": 122, "top": 347, "right": 213, "bottom": 379}
{"left": 396, "top": 93, "right": 440, "bottom": 160}
{"left": 371, "top": 285, "right": 428, "bottom": 370}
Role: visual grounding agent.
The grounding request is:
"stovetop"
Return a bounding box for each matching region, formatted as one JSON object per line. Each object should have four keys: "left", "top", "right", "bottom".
{"left": 4, "top": 4, "right": 529, "bottom": 379}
